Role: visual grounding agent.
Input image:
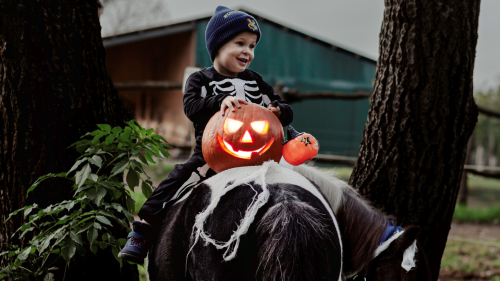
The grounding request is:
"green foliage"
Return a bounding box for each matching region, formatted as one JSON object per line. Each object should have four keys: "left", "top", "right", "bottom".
{"left": 0, "top": 120, "right": 170, "bottom": 280}
{"left": 453, "top": 204, "right": 500, "bottom": 223}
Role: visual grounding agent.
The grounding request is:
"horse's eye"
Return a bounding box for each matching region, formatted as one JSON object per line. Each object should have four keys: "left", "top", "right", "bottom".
{"left": 224, "top": 118, "right": 243, "bottom": 134}
{"left": 250, "top": 121, "right": 269, "bottom": 134}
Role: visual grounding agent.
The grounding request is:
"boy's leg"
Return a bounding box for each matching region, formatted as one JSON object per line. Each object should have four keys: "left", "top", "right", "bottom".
{"left": 138, "top": 154, "right": 215, "bottom": 226}
{"left": 118, "top": 154, "right": 215, "bottom": 262}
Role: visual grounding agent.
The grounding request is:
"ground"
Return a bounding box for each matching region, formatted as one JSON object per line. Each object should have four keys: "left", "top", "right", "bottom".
{"left": 439, "top": 222, "right": 500, "bottom": 281}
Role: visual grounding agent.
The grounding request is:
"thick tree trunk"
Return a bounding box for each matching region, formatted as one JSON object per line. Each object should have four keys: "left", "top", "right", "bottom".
{"left": 0, "top": 1, "right": 138, "bottom": 280}
{"left": 349, "top": 1, "right": 480, "bottom": 280}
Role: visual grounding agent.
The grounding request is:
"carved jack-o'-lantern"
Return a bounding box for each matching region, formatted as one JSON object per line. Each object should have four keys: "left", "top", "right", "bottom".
{"left": 202, "top": 103, "right": 284, "bottom": 173}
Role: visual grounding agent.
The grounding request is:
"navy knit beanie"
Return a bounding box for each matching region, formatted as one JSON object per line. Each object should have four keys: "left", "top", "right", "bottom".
{"left": 205, "top": 6, "right": 261, "bottom": 62}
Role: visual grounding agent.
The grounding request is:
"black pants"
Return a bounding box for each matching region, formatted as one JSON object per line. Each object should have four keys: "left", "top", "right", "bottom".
{"left": 137, "top": 153, "right": 216, "bottom": 227}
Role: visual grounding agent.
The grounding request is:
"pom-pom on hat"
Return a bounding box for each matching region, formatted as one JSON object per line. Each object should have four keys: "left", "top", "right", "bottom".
{"left": 205, "top": 6, "right": 261, "bottom": 62}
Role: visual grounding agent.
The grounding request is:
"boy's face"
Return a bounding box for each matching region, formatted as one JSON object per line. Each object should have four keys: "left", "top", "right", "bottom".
{"left": 214, "top": 32, "right": 258, "bottom": 77}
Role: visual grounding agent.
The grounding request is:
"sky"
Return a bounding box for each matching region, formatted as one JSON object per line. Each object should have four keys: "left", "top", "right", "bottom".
{"left": 100, "top": 0, "right": 500, "bottom": 92}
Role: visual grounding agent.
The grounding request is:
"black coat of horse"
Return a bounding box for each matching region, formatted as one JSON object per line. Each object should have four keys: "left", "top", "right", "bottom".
{"left": 148, "top": 161, "right": 431, "bottom": 281}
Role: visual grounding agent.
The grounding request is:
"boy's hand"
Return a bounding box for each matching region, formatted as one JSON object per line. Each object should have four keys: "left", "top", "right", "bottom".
{"left": 268, "top": 103, "right": 281, "bottom": 117}
{"left": 221, "top": 96, "right": 247, "bottom": 116}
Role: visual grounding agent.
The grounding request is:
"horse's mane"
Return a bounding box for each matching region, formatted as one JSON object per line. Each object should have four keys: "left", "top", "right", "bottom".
{"left": 291, "top": 165, "right": 389, "bottom": 275}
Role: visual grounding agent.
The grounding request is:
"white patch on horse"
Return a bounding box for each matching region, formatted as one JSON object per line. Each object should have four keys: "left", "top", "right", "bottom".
{"left": 401, "top": 240, "right": 418, "bottom": 271}
{"left": 196, "top": 161, "right": 344, "bottom": 281}
{"left": 189, "top": 161, "right": 274, "bottom": 262}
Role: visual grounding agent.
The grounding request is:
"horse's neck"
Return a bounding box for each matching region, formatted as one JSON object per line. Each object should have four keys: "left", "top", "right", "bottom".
{"left": 337, "top": 191, "right": 388, "bottom": 275}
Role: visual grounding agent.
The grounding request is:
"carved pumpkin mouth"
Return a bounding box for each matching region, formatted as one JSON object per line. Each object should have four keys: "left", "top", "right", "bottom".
{"left": 217, "top": 135, "right": 275, "bottom": 160}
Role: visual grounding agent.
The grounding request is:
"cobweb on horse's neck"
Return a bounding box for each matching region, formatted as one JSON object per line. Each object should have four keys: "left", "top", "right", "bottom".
{"left": 187, "top": 161, "right": 273, "bottom": 265}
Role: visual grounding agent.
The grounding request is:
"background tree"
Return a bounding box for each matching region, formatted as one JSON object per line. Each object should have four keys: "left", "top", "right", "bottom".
{"left": 0, "top": 0, "right": 138, "bottom": 280}
{"left": 349, "top": 1, "right": 480, "bottom": 280}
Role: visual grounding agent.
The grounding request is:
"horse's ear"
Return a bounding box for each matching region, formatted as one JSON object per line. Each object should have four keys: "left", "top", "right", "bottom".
{"left": 395, "top": 226, "right": 420, "bottom": 252}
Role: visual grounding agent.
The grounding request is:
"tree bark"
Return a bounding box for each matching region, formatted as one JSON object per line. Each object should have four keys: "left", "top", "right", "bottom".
{"left": 0, "top": 1, "right": 138, "bottom": 280}
{"left": 348, "top": 1, "right": 480, "bottom": 280}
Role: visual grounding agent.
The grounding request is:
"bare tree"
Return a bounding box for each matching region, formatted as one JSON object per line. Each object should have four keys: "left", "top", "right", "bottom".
{"left": 100, "top": 0, "right": 169, "bottom": 37}
{"left": 349, "top": 1, "right": 480, "bottom": 280}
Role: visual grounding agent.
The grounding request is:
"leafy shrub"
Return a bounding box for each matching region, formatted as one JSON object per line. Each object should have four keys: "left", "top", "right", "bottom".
{"left": 453, "top": 204, "right": 500, "bottom": 223}
{"left": 0, "top": 120, "right": 170, "bottom": 280}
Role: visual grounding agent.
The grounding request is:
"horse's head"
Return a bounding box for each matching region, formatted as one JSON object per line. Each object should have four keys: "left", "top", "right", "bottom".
{"left": 364, "top": 226, "right": 431, "bottom": 281}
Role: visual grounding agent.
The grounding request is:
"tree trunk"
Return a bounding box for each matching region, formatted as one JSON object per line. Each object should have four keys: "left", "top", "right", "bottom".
{"left": 0, "top": 1, "right": 138, "bottom": 280}
{"left": 348, "top": 1, "right": 480, "bottom": 280}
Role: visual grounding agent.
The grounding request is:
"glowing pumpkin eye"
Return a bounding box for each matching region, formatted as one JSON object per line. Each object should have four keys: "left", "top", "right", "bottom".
{"left": 224, "top": 118, "right": 244, "bottom": 134}
{"left": 250, "top": 121, "right": 269, "bottom": 134}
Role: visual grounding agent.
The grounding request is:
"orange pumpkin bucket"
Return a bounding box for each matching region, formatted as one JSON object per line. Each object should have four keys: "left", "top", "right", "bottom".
{"left": 282, "top": 126, "right": 319, "bottom": 166}
{"left": 202, "top": 103, "right": 284, "bottom": 173}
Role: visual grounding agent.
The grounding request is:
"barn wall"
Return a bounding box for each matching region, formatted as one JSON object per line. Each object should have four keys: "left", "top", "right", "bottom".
{"left": 195, "top": 20, "right": 377, "bottom": 157}
{"left": 106, "top": 30, "right": 197, "bottom": 146}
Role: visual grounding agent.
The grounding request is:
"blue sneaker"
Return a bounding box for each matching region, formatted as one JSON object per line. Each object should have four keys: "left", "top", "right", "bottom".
{"left": 118, "top": 221, "right": 154, "bottom": 264}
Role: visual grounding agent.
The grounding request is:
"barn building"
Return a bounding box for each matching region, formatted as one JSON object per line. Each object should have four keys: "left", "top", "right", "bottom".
{"left": 103, "top": 9, "right": 376, "bottom": 159}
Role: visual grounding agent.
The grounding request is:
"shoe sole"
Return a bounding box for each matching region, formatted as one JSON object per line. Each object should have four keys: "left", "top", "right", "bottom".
{"left": 118, "top": 252, "right": 145, "bottom": 264}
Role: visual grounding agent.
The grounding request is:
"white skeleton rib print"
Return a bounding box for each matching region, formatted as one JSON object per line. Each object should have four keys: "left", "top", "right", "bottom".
{"left": 204, "top": 78, "right": 271, "bottom": 106}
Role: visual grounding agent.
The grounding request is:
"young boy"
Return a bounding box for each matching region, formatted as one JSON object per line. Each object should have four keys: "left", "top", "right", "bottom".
{"left": 118, "top": 6, "right": 293, "bottom": 263}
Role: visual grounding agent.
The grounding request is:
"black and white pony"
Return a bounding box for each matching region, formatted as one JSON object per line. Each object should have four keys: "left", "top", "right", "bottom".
{"left": 148, "top": 161, "right": 431, "bottom": 281}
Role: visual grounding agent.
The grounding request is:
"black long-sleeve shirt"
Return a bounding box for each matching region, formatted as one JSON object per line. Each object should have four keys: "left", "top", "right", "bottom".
{"left": 183, "top": 66, "right": 293, "bottom": 155}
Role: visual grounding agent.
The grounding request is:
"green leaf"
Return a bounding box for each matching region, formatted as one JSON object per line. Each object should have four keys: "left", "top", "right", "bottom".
{"left": 90, "top": 244, "right": 98, "bottom": 254}
{"left": 111, "top": 203, "right": 124, "bottom": 213}
{"left": 94, "top": 222, "right": 102, "bottom": 230}
{"left": 97, "top": 124, "right": 111, "bottom": 132}
{"left": 123, "top": 209, "right": 134, "bottom": 222}
{"left": 76, "top": 220, "right": 93, "bottom": 233}
{"left": 99, "top": 242, "right": 108, "bottom": 250}
{"left": 111, "top": 159, "right": 129, "bottom": 177}
{"left": 70, "top": 231, "right": 82, "bottom": 245}
{"left": 61, "top": 238, "right": 76, "bottom": 261}
{"left": 104, "top": 134, "right": 116, "bottom": 145}
{"left": 137, "top": 154, "right": 149, "bottom": 165}
{"left": 112, "top": 246, "right": 122, "bottom": 268}
{"left": 24, "top": 205, "right": 35, "bottom": 218}
{"left": 92, "top": 131, "right": 107, "bottom": 144}
{"left": 87, "top": 226, "right": 98, "bottom": 245}
{"left": 143, "top": 152, "right": 155, "bottom": 164}
{"left": 75, "top": 164, "right": 92, "bottom": 188}
{"left": 94, "top": 187, "right": 107, "bottom": 206}
{"left": 4, "top": 208, "right": 23, "bottom": 223}
{"left": 89, "top": 155, "right": 103, "bottom": 167}
{"left": 141, "top": 181, "right": 153, "bottom": 199}
{"left": 44, "top": 272, "right": 55, "bottom": 281}
{"left": 18, "top": 247, "right": 31, "bottom": 261}
{"left": 159, "top": 147, "right": 170, "bottom": 158}
{"left": 126, "top": 169, "right": 140, "bottom": 189}
{"left": 111, "top": 126, "right": 123, "bottom": 135}
{"left": 96, "top": 216, "right": 113, "bottom": 227}
{"left": 66, "top": 201, "right": 76, "bottom": 211}
{"left": 68, "top": 158, "right": 87, "bottom": 176}
{"left": 76, "top": 243, "right": 86, "bottom": 256}
{"left": 90, "top": 174, "right": 98, "bottom": 182}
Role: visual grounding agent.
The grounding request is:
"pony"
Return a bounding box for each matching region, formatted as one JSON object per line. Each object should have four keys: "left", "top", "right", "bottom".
{"left": 147, "top": 161, "right": 431, "bottom": 281}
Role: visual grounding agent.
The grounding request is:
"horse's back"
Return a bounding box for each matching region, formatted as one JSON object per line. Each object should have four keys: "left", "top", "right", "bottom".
{"left": 150, "top": 162, "right": 343, "bottom": 281}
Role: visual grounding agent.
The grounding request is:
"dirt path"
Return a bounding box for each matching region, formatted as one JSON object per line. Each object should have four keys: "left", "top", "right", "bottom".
{"left": 439, "top": 222, "right": 500, "bottom": 281}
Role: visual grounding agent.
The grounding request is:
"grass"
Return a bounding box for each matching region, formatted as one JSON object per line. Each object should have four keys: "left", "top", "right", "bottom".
{"left": 440, "top": 239, "right": 500, "bottom": 280}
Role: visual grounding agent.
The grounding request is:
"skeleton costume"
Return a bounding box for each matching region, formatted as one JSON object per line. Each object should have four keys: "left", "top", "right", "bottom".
{"left": 138, "top": 66, "right": 293, "bottom": 226}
